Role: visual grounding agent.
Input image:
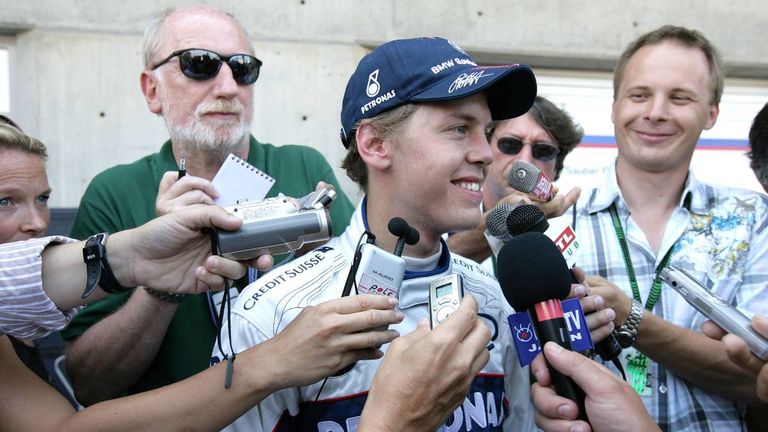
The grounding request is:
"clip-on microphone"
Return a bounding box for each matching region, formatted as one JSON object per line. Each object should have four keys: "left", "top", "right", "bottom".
{"left": 388, "top": 217, "right": 420, "bottom": 257}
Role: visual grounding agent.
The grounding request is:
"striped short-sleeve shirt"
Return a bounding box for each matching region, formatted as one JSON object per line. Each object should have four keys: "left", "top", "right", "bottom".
{"left": 0, "top": 236, "right": 81, "bottom": 339}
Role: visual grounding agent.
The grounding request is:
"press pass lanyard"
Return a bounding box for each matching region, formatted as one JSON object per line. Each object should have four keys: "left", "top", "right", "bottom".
{"left": 609, "top": 203, "right": 674, "bottom": 312}
{"left": 609, "top": 202, "right": 677, "bottom": 395}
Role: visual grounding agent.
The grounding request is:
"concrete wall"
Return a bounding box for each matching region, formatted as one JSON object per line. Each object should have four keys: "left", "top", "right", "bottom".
{"left": 1, "top": 0, "right": 766, "bottom": 206}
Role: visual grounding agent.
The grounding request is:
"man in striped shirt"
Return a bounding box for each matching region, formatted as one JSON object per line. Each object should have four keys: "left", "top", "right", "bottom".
{"left": 537, "top": 25, "right": 768, "bottom": 432}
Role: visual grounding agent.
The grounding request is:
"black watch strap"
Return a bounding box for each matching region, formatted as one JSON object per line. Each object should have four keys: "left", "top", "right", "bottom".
{"left": 82, "top": 233, "right": 134, "bottom": 299}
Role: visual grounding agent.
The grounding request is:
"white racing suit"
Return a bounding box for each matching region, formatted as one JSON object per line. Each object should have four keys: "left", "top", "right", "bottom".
{"left": 214, "top": 198, "right": 535, "bottom": 431}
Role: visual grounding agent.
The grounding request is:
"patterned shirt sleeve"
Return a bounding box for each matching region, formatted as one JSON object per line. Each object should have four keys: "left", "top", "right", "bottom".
{"left": 0, "top": 236, "right": 81, "bottom": 339}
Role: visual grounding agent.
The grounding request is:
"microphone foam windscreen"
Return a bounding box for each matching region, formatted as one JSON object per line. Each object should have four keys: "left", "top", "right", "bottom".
{"left": 486, "top": 203, "right": 516, "bottom": 241}
{"left": 496, "top": 231, "right": 571, "bottom": 311}
{"left": 506, "top": 160, "right": 541, "bottom": 193}
{"left": 506, "top": 204, "right": 549, "bottom": 236}
{"left": 388, "top": 217, "right": 410, "bottom": 238}
{"left": 405, "top": 226, "right": 420, "bottom": 245}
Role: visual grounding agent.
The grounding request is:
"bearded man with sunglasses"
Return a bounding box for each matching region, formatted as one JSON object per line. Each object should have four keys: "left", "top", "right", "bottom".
{"left": 447, "top": 96, "right": 583, "bottom": 265}
{"left": 61, "top": 5, "right": 354, "bottom": 406}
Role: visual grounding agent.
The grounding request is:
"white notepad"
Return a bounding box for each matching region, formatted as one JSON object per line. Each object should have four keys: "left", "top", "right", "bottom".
{"left": 212, "top": 153, "right": 275, "bottom": 207}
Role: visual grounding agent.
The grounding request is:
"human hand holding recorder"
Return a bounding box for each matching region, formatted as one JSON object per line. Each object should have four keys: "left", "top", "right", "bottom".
{"left": 359, "top": 295, "right": 491, "bottom": 431}
{"left": 157, "top": 169, "right": 337, "bottom": 264}
{"left": 214, "top": 185, "right": 335, "bottom": 260}
{"left": 703, "top": 314, "right": 768, "bottom": 402}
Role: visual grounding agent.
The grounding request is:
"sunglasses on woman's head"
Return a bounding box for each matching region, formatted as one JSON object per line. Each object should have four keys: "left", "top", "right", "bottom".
{"left": 152, "top": 48, "right": 262, "bottom": 85}
{"left": 495, "top": 136, "right": 560, "bottom": 162}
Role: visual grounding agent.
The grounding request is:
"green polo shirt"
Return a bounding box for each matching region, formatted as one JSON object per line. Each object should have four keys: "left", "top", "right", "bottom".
{"left": 61, "top": 137, "right": 355, "bottom": 395}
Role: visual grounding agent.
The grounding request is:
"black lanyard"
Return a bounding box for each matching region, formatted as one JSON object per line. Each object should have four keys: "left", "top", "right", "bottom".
{"left": 608, "top": 203, "right": 675, "bottom": 310}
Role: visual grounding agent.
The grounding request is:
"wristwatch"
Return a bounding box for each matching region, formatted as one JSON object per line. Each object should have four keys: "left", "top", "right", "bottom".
{"left": 616, "top": 299, "right": 644, "bottom": 348}
{"left": 81, "top": 233, "right": 134, "bottom": 299}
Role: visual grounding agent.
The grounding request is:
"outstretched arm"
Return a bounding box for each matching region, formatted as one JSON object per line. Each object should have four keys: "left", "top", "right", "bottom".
{"left": 59, "top": 205, "right": 268, "bottom": 405}
{"left": 41, "top": 204, "right": 256, "bottom": 310}
{"left": 0, "top": 295, "right": 403, "bottom": 431}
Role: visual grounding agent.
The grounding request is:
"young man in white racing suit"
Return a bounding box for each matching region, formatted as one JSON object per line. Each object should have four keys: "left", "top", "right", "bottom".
{"left": 213, "top": 37, "right": 603, "bottom": 431}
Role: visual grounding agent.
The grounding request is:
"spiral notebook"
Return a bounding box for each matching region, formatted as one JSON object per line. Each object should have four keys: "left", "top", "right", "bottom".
{"left": 212, "top": 153, "right": 275, "bottom": 207}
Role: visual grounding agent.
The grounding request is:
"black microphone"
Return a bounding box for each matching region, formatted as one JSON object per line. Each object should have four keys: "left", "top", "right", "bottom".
{"left": 506, "top": 204, "right": 548, "bottom": 236}
{"left": 388, "top": 217, "right": 420, "bottom": 256}
{"left": 506, "top": 204, "right": 623, "bottom": 363}
{"left": 497, "top": 232, "right": 587, "bottom": 421}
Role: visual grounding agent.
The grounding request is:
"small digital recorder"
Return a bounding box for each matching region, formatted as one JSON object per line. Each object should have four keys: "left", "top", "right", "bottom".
{"left": 428, "top": 274, "right": 464, "bottom": 328}
{"left": 661, "top": 266, "right": 768, "bottom": 360}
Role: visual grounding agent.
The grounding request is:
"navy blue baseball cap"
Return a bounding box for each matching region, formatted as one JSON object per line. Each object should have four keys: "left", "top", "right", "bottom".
{"left": 340, "top": 37, "right": 537, "bottom": 148}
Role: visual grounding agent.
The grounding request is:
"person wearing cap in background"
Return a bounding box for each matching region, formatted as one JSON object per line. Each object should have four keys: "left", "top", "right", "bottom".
{"left": 214, "top": 36, "right": 615, "bottom": 431}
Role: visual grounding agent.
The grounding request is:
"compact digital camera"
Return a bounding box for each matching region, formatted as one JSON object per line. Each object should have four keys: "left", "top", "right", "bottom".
{"left": 214, "top": 188, "right": 336, "bottom": 260}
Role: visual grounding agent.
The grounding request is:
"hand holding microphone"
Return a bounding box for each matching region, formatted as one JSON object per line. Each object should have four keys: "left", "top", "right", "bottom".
{"left": 505, "top": 160, "right": 580, "bottom": 219}
{"left": 446, "top": 159, "right": 576, "bottom": 263}
{"left": 266, "top": 294, "right": 403, "bottom": 388}
{"left": 334, "top": 217, "right": 419, "bottom": 376}
{"left": 507, "top": 160, "right": 555, "bottom": 202}
{"left": 531, "top": 342, "right": 660, "bottom": 432}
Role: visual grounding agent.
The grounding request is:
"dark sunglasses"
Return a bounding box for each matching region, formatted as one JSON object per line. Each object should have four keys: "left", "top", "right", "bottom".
{"left": 495, "top": 136, "right": 560, "bottom": 162}
{"left": 151, "top": 48, "right": 262, "bottom": 85}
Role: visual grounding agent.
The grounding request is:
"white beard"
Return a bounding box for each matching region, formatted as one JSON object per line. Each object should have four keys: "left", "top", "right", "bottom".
{"left": 163, "top": 100, "right": 251, "bottom": 158}
{"left": 156, "top": 72, "right": 252, "bottom": 157}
